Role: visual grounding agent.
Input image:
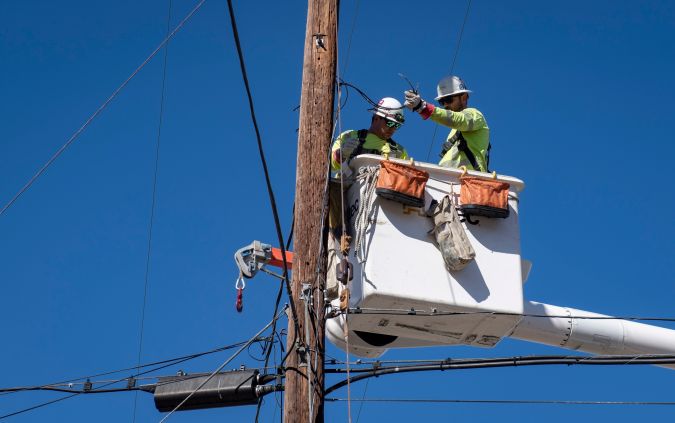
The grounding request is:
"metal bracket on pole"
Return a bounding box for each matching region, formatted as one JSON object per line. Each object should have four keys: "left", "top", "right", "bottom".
{"left": 313, "top": 33, "right": 326, "bottom": 50}
{"left": 300, "top": 283, "right": 313, "bottom": 305}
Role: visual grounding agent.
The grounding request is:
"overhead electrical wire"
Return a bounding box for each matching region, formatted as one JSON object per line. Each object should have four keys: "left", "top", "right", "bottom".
{"left": 256, "top": 218, "right": 292, "bottom": 422}
{"left": 338, "top": 307, "right": 675, "bottom": 323}
{"left": 425, "top": 0, "right": 473, "bottom": 161}
{"left": 223, "top": 0, "right": 306, "bottom": 419}
{"left": 339, "top": 0, "right": 361, "bottom": 79}
{"left": 132, "top": 1, "right": 173, "bottom": 421}
{"left": 224, "top": 0, "right": 299, "bottom": 336}
{"left": 326, "top": 398, "right": 675, "bottom": 407}
{"left": 0, "top": 337, "right": 269, "bottom": 398}
{"left": 324, "top": 354, "right": 675, "bottom": 395}
{"left": 0, "top": 0, "right": 208, "bottom": 218}
{"left": 0, "top": 317, "right": 282, "bottom": 421}
{"left": 158, "top": 307, "right": 287, "bottom": 422}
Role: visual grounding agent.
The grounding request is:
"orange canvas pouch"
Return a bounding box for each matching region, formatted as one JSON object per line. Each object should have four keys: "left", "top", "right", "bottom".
{"left": 375, "top": 160, "right": 429, "bottom": 208}
{"left": 459, "top": 176, "right": 510, "bottom": 218}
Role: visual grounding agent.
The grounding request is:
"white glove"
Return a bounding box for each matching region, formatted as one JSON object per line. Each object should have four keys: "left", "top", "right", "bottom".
{"left": 341, "top": 137, "right": 360, "bottom": 152}
{"left": 404, "top": 90, "right": 426, "bottom": 112}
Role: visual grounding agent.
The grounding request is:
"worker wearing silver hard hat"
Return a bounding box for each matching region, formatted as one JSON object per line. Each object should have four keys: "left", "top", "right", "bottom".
{"left": 328, "top": 97, "right": 409, "bottom": 235}
{"left": 404, "top": 76, "right": 490, "bottom": 172}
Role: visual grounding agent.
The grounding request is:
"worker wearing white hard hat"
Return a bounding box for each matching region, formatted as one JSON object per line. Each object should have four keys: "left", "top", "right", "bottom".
{"left": 404, "top": 76, "right": 490, "bottom": 172}
{"left": 330, "top": 97, "right": 408, "bottom": 176}
{"left": 329, "top": 97, "right": 409, "bottom": 234}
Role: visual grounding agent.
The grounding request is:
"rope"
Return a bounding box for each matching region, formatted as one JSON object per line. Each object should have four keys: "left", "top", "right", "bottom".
{"left": 303, "top": 291, "right": 314, "bottom": 422}
{"left": 353, "top": 166, "right": 379, "bottom": 263}
{"left": 344, "top": 295, "right": 353, "bottom": 423}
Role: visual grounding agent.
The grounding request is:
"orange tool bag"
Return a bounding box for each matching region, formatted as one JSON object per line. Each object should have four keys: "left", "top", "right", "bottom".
{"left": 376, "top": 160, "right": 429, "bottom": 208}
{"left": 459, "top": 175, "right": 510, "bottom": 219}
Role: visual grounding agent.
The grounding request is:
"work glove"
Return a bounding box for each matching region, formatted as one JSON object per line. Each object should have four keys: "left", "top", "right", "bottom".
{"left": 341, "top": 137, "right": 360, "bottom": 153}
{"left": 404, "top": 90, "right": 426, "bottom": 112}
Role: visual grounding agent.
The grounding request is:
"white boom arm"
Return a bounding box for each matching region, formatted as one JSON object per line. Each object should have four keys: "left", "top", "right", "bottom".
{"left": 510, "top": 301, "right": 675, "bottom": 370}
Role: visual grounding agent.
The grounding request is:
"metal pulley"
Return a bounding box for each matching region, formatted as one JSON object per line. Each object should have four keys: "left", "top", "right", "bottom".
{"left": 234, "top": 240, "right": 294, "bottom": 279}
{"left": 231, "top": 240, "right": 294, "bottom": 312}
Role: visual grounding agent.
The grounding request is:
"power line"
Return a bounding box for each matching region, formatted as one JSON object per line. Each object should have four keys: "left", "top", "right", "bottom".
{"left": 0, "top": 337, "right": 268, "bottom": 397}
{"left": 340, "top": 0, "right": 362, "bottom": 79}
{"left": 0, "top": 0, "right": 208, "bottom": 218}
{"left": 449, "top": 0, "right": 473, "bottom": 74}
{"left": 324, "top": 354, "right": 675, "bottom": 395}
{"left": 255, "top": 218, "right": 295, "bottom": 422}
{"left": 224, "top": 0, "right": 299, "bottom": 334}
{"left": 133, "top": 1, "right": 174, "bottom": 421}
{"left": 425, "top": 0, "right": 473, "bottom": 161}
{"left": 0, "top": 332, "right": 281, "bottom": 420}
{"left": 158, "top": 307, "right": 287, "bottom": 422}
{"left": 326, "top": 398, "right": 675, "bottom": 406}
{"left": 340, "top": 307, "right": 675, "bottom": 323}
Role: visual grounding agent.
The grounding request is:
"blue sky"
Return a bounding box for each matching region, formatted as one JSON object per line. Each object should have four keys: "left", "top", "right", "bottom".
{"left": 1, "top": 0, "right": 674, "bottom": 421}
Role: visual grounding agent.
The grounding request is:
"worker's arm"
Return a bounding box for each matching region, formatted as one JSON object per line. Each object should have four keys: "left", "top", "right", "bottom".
{"left": 427, "top": 106, "right": 486, "bottom": 132}
{"left": 330, "top": 130, "right": 359, "bottom": 172}
{"left": 404, "top": 90, "right": 485, "bottom": 132}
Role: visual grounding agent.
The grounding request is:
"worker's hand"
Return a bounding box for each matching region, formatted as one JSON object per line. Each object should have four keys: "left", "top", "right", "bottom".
{"left": 341, "top": 137, "right": 360, "bottom": 153}
{"left": 404, "top": 90, "right": 425, "bottom": 112}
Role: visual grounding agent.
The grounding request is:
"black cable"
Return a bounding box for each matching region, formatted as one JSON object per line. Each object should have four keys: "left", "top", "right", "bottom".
{"left": 342, "top": 307, "right": 675, "bottom": 323}
{"left": 132, "top": 2, "right": 173, "bottom": 422}
{"left": 325, "top": 354, "right": 675, "bottom": 395}
{"left": 255, "top": 209, "right": 295, "bottom": 422}
{"left": 0, "top": 0, "right": 208, "bottom": 217}
{"left": 326, "top": 398, "right": 675, "bottom": 406}
{"left": 449, "top": 0, "right": 472, "bottom": 74}
{"left": 0, "top": 338, "right": 268, "bottom": 396}
{"left": 224, "top": 0, "right": 299, "bottom": 335}
{"left": 0, "top": 385, "right": 143, "bottom": 395}
{"left": 1, "top": 335, "right": 285, "bottom": 422}
{"left": 426, "top": 0, "right": 473, "bottom": 161}
{"left": 338, "top": 80, "right": 380, "bottom": 108}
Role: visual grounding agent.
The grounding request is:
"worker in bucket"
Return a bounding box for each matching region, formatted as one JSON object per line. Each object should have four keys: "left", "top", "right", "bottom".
{"left": 328, "top": 97, "right": 408, "bottom": 234}
{"left": 404, "top": 76, "right": 490, "bottom": 172}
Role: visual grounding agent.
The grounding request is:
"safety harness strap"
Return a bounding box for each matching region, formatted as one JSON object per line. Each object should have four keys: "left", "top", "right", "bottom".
{"left": 440, "top": 131, "right": 490, "bottom": 172}
{"left": 349, "top": 129, "right": 403, "bottom": 160}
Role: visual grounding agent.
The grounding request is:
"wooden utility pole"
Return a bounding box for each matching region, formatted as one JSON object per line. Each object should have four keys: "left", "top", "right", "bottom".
{"left": 284, "top": 0, "right": 338, "bottom": 422}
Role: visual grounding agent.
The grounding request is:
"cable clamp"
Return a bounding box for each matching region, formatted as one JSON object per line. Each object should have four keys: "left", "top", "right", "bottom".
{"left": 300, "top": 283, "right": 313, "bottom": 304}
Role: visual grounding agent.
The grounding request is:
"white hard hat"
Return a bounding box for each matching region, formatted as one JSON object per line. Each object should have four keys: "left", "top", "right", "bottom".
{"left": 372, "top": 97, "right": 405, "bottom": 124}
{"left": 435, "top": 76, "right": 472, "bottom": 100}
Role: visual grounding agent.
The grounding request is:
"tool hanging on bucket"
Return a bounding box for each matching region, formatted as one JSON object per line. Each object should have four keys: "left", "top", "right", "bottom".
{"left": 232, "top": 241, "right": 294, "bottom": 312}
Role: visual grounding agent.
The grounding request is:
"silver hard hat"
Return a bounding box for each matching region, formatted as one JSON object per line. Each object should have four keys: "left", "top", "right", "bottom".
{"left": 435, "top": 76, "right": 472, "bottom": 100}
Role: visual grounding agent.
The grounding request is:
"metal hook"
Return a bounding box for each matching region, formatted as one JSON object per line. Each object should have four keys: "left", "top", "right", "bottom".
{"left": 235, "top": 273, "right": 246, "bottom": 290}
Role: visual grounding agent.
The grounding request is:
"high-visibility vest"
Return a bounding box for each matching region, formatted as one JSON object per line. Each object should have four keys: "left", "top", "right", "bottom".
{"left": 431, "top": 107, "right": 490, "bottom": 172}
{"left": 330, "top": 129, "right": 407, "bottom": 173}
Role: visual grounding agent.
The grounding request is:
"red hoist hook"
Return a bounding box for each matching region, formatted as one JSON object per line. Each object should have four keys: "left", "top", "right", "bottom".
{"left": 235, "top": 272, "right": 245, "bottom": 312}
